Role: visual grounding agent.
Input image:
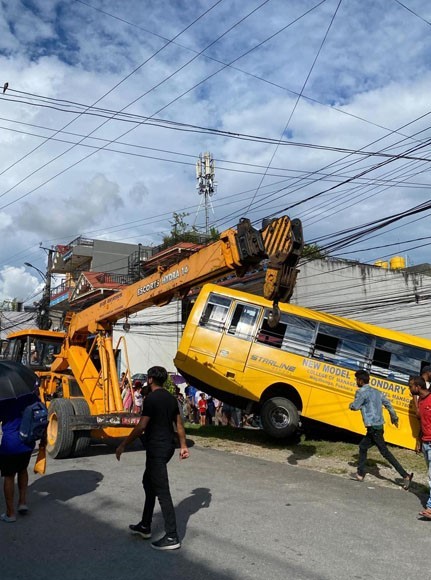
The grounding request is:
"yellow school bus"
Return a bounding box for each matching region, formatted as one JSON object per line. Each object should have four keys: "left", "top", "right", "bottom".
{"left": 174, "top": 284, "right": 424, "bottom": 449}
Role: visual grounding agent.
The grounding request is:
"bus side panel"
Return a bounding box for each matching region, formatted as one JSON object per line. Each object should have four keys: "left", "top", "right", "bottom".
{"left": 181, "top": 324, "right": 223, "bottom": 359}
{"left": 239, "top": 344, "right": 313, "bottom": 408}
{"left": 302, "top": 361, "right": 419, "bottom": 450}
{"left": 175, "top": 350, "right": 244, "bottom": 399}
{"left": 214, "top": 333, "right": 252, "bottom": 372}
{"left": 243, "top": 343, "right": 419, "bottom": 450}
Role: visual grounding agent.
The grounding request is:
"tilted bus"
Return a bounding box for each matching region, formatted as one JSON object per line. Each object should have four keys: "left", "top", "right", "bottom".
{"left": 175, "top": 284, "right": 423, "bottom": 449}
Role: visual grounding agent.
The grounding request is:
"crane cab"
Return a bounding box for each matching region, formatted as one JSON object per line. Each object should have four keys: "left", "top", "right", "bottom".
{"left": 3, "top": 329, "right": 66, "bottom": 371}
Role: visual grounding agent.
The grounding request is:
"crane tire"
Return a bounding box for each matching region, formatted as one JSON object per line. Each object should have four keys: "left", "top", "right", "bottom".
{"left": 47, "top": 398, "right": 75, "bottom": 459}
{"left": 70, "top": 398, "right": 91, "bottom": 457}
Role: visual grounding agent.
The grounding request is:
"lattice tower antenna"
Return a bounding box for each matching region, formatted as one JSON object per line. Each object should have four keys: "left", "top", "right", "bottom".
{"left": 196, "top": 152, "right": 217, "bottom": 234}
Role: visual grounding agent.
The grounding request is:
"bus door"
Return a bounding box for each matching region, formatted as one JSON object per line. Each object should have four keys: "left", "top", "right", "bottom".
{"left": 214, "top": 302, "right": 261, "bottom": 375}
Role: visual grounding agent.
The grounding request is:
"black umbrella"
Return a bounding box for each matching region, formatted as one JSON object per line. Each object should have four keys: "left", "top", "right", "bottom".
{"left": 0, "top": 361, "right": 39, "bottom": 401}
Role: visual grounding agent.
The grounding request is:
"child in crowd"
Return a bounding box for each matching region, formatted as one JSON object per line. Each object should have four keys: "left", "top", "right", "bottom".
{"left": 133, "top": 381, "right": 143, "bottom": 414}
{"left": 198, "top": 392, "right": 207, "bottom": 426}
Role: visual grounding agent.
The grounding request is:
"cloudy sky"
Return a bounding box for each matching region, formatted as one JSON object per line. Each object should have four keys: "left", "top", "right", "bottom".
{"left": 1, "top": 0, "right": 431, "bottom": 304}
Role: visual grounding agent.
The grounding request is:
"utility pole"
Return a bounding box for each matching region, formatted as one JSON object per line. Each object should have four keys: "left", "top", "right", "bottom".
{"left": 25, "top": 246, "right": 58, "bottom": 329}
{"left": 37, "top": 249, "right": 53, "bottom": 330}
{"left": 196, "top": 152, "right": 216, "bottom": 235}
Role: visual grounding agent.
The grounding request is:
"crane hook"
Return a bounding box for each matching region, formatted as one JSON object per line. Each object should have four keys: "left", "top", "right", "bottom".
{"left": 267, "top": 302, "right": 281, "bottom": 328}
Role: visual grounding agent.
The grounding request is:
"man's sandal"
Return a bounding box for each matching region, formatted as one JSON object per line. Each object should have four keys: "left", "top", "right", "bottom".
{"left": 402, "top": 473, "right": 413, "bottom": 491}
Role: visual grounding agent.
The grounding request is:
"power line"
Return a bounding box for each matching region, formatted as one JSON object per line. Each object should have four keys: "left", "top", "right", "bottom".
{"left": 1, "top": 112, "right": 430, "bottom": 172}
{"left": 76, "top": 0, "right": 429, "bottom": 148}
{"left": 393, "top": 0, "right": 431, "bottom": 26}
{"left": 0, "top": 0, "right": 272, "bottom": 212}
{"left": 248, "top": 0, "right": 343, "bottom": 209}
{"left": 0, "top": 0, "right": 225, "bottom": 204}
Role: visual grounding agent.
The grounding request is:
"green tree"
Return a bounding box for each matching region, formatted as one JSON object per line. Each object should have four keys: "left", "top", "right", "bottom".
{"left": 162, "top": 212, "right": 198, "bottom": 247}
{"left": 163, "top": 375, "right": 176, "bottom": 396}
{"left": 162, "top": 212, "right": 219, "bottom": 248}
{"left": 208, "top": 226, "right": 220, "bottom": 242}
{"left": 302, "top": 243, "right": 325, "bottom": 260}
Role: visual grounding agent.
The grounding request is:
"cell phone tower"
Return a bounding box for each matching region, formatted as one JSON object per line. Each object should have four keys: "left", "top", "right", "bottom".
{"left": 196, "top": 152, "right": 217, "bottom": 235}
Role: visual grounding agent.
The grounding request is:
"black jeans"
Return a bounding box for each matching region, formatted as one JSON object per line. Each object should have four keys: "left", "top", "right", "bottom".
{"left": 141, "top": 448, "right": 177, "bottom": 537}
{"left": 358, "top": 426, "right": 408, "bottom": 478}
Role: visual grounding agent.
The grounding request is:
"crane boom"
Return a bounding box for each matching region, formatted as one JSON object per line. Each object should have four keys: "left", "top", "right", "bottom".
{"left": 66, "top": 216, "right": 303, "bottom": 338}
{"left": 6, "top": 214, "right": 303, "bottom": 459}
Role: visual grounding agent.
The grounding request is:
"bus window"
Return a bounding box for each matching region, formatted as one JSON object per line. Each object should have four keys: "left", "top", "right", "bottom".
{"left": 199, "top": 293, "right": 231, "bottom": 332}
{"left": 334, "top": 330, "right": 372, "bottom": 369}
{"left": 257, "top": 315, "right": 286, "bottom": 348}
{"left": 257, "top": 312, "right": 317, "bottom": 355}
{"left": 371, "top": 339, "right": 429, "bottom": 382}
{"left": 0, "top": 340, "right": 7, "bottom": 359}
{"left": 282, "top": 314, "right": 316, "bottom": 356}
{"left": 314, "top": 332, "right": 338, "bottom": 360}
{"left": 227, "top": 303, "right": 260, "bottom": 341}
{"left": 313, "top": 324, "right": 372, "bottom": 368}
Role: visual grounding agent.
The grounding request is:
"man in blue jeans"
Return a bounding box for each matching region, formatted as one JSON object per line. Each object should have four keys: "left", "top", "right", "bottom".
{"left": 349, "top": 369, "right": 413, "bottom": 489}
{"left": 116, "top": 366, "right": 189, "bottom": 550}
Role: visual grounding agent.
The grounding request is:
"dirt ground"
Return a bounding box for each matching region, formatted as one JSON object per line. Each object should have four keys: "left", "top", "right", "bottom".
{"left": 188, "top": 431, "right": 429, "bottom": 492}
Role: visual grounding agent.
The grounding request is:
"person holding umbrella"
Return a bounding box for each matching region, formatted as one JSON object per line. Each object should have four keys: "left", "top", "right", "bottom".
{"left": 0, "top": 361, "right": 42, "bottom": 522}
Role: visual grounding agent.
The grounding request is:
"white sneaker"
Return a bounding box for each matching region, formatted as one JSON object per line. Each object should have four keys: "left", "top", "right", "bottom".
{"left": 1, "top": 513, "right": 16, "bottom": 522}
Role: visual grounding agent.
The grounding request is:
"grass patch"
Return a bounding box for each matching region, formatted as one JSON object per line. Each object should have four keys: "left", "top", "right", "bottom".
{"left": 185, "top": 420, "right": 425, "bottom": 475}
{"left": 185, "top": 423, "right": 277, "bottom": 445}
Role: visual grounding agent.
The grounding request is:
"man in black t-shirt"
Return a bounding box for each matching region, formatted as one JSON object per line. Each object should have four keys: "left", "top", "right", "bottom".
{"left": 116, "top": 366, "right": 189, "bottom": 551}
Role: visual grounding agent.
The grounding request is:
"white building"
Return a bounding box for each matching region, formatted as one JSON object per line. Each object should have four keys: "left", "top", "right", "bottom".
{"left": 114, "top": 257, "right": 431, "bottom": 375}
{"left": 292, "top": 258, "right": 431, "bottom": 339}
{"left": 114, "top": 301, "right": 182, "bottom": 376}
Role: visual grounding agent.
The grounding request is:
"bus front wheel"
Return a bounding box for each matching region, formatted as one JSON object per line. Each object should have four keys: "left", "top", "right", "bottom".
{"left": 261, "top": 397, "right": 299, "bottom": 438}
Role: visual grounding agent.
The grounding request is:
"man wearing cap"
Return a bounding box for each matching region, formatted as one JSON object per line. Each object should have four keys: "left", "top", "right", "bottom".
{"left": 421, "top": 366, "right": 431, "bottom": 390}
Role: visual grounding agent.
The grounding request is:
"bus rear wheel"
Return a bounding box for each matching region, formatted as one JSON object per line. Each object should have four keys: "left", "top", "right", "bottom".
{"left": 261, "top": 397, "right": 299, "bottom": 438}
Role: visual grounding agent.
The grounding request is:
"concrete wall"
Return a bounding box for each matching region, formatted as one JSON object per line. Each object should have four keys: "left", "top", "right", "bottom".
{"left": 292, "top": 259, "right": 431, "bottom": 339}
{"left": 91, "top": 240, "right": 141, "bottom": 274}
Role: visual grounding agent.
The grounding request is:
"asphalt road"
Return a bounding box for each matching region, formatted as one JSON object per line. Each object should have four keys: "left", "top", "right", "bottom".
{"left": 1, "top": 439, "right": 430, "bottom": 580}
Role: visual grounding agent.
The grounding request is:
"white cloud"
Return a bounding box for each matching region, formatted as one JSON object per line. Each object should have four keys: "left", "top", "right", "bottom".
{"left": 0, "top": 0, "right": 430, "bottom": 305}
{"left": 0, "top": 266, "right": 42, "bottom": 303}
{"left": 0, "top": 212, "right": 13, "bottom": 231}
{"left": 14, "top": 173, "right": 123, "bottom": 238}
{"left": 128, "top": 181, "right": 149, "bottom": 204}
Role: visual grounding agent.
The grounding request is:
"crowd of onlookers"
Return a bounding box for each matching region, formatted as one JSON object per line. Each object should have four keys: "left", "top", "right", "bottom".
{"left": 119, "top": 372, "right": 257, "bottom": 428}
{"left": 181, "top": 383, "right": 255, "bottom": 428}
{"left": 120, "top": 372, "right": 145, "bottom": 414}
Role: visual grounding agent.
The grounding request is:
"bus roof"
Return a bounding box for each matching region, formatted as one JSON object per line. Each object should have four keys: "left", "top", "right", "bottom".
{"left": 202, "top": 283, "right": 431, "bottom": 350}
{"left": 7, "top": 329, "right": 66, "bottom": 340}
